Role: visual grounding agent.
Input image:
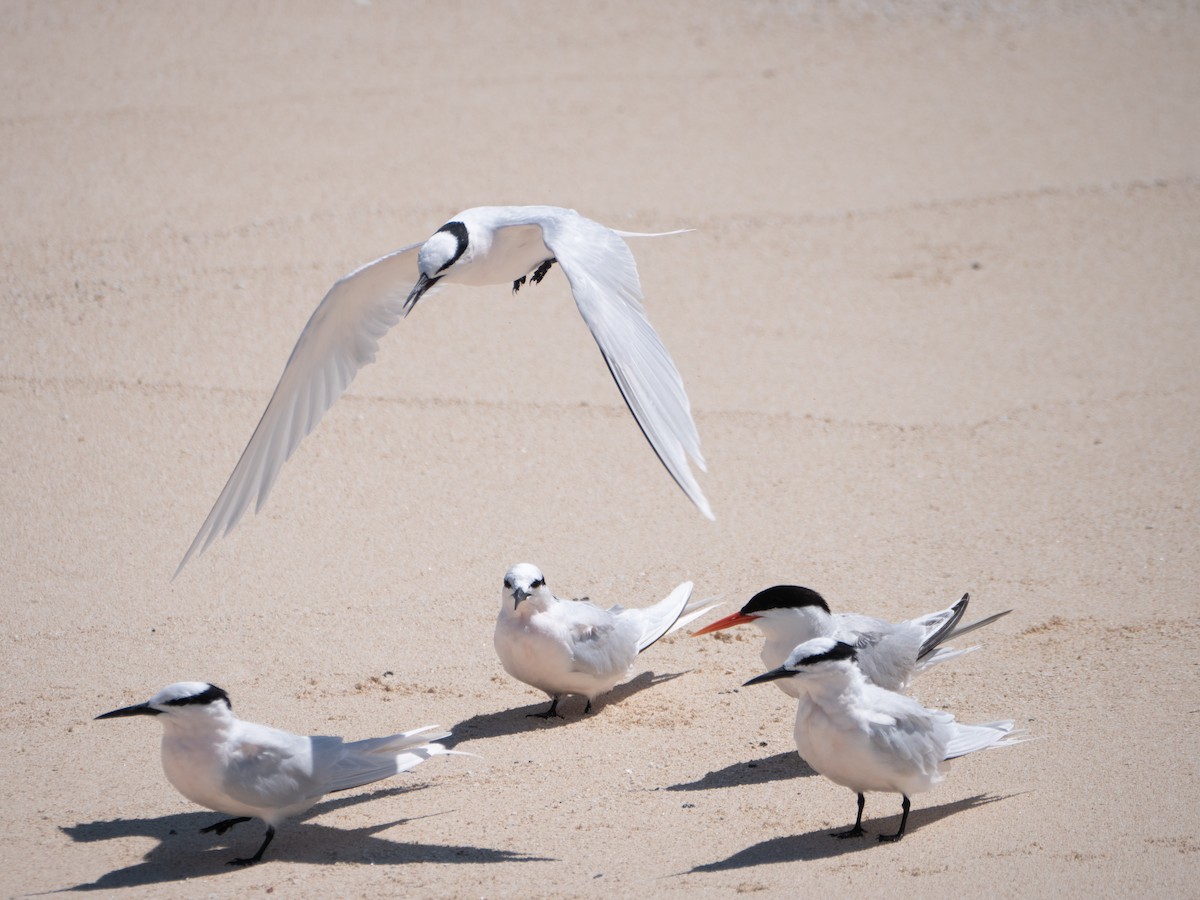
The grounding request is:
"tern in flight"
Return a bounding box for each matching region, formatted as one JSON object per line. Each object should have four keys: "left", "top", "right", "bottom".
{"left": 176, "top": 206, "right": 711, "bottom": 577}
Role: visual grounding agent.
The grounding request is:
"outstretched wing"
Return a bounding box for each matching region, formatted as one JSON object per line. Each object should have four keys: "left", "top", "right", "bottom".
{"left": 175, "top": 244, "right": 423, "bottom": 577}
{"left": 539, "top": 214, "right": 713, "bottom": 519}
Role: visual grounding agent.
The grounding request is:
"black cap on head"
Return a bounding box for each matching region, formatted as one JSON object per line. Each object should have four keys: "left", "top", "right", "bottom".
{"left": 164, "top": 683, "right": 232, "bottom": 710}
{"left": 741, "top": 585, "right": 830, "bottom": 616}
{"left": 796, "top": 640, "right": 858, "bottom": 666}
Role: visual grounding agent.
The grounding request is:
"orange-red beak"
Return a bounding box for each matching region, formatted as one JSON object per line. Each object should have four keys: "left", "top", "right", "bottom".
{"left": 691, "top": 610, "right": 758, "bottom": 636}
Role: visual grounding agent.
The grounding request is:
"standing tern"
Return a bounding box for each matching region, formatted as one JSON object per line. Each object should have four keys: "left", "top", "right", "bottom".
{"left": 96, "top": 682, "right": 454, "bottom": 865}
{"left": 175, "top": 206, "right": 711, "bottom": 577}
{"left": 693, "top": 584, "right": 1011, "bottom": 694}
{"left": 745, "top": 638, "right": 1026, "bottom": 842}
{"left": 494, "top": 563, "right": 721, "bottom": 717}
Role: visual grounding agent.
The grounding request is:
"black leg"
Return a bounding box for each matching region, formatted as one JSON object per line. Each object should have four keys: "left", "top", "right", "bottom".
{"left": 832, "top": 793, "right": 867, "bottom": 839}
{"left": 527, "top": 696, "right": 561, "bottom": 719}
{"left": 200, "top": 816, "right": 251, "bottom": 836}
{"left": 511, "top": 275, "right": 527, "bottom": 294}
{"left": 583, "top": 698, "right": 593, "bottom": 714}
{"left": 878, "top": 795, "right": 911, "bottom": 843}
{"left": 529, "top": 258, "right": 556, "bottom": 285}
{"left": 229, "top": 824, "right": 276, "bottom": 866}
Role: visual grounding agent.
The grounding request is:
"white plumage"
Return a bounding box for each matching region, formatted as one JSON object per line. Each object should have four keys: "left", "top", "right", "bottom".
{"left": 176, "top": 206, "right": 710, "bottom": 577}
{"left": 96, "top": 682, "right": 453, "bottom": 865}
{"left": 494, "top": 563, "right": 720, "bottom": 717}
{"left": 745, "top": 637, "right": 1026, "bottom": 841}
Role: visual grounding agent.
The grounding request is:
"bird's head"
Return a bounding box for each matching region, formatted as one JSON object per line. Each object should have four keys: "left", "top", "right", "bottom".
{"left": 405, "top": 220, "right": 470, "bottom": 314}
{"left": 96, "top": 682, "right": 233, "bottom": 724}
{"left": 692, "top": 584, "right": 830, "bottom": 636}
{"left": 742, "top": 637, "right": 858, "bottom": 687}
{"left": 502, "top": 563, "right": 550, "bottom": 612}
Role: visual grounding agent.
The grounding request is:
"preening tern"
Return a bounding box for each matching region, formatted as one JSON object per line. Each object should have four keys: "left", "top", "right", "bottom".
{"left": 745, "top": 638, "right": 1025, "bottom": 841}
{"left": 494, "top": 563, "right": 720, "bottom": 717}
{"left": 694, "top": 584, "right": 1011, "bottom": 694}
{"left": 176, "top": 206, "right": 711, "bottom": 577}
{"left": 96, "top": 682, "right": 453, "bottom": 865}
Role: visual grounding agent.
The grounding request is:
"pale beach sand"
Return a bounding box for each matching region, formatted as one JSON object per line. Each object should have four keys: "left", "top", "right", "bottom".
{"left": 2, "top": 1, "right": 1198, "bottom": 896}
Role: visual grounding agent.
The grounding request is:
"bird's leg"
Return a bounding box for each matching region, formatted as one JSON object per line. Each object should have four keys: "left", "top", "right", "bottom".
{"left": 527, "top": 696, "right": 562, "bottom": 719}
{"left": 583, "top": 698, "right": 593, "bottom": 714}
{"left": 877, "top": 795, "right": 911, "bottom": 843}
{"left": 832, "top": 793, "right": 867, "bottom": 839}
{"left": 511, "top": 275, "right": 527, "bottom": 294}
{"left": 200, "top": 816, "right": 251, "bottom": 836}
{"left": 529, "top": 258, "right": 556, "bottom": 285}
{"left": 228, "top": 824, "right": 275, "bottom": 866}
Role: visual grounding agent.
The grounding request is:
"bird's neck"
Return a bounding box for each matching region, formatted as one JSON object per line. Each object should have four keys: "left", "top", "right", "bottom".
{"left": 508, "top": 596, "right": 553, "bottom": 620}
{"left": 758, "top": 609, "right": 831, "bottom": 667}
{"left": 159, "top": 709, "right": 236, "bottom": 745}
{"left": 794, "top": 664, "right": 866, "bottom": 712}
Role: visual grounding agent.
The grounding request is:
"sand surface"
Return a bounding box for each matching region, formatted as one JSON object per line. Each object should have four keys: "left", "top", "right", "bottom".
{"left": 3, "top": 1, "right": 1199, "bottom": 896}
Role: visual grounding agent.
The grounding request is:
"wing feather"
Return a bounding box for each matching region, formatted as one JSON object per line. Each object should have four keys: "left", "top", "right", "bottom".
{"left": 175, "top": 244, "right": 422, "bottom": 576}
{"left": 538, "top": 215, "right": 713, "bottom": 519}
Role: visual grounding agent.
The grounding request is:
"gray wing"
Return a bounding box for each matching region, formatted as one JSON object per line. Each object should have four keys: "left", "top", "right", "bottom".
{"left": 175, "top": 244, "right": 422, "bottom": 576}
{"left": 221, "top": 725, "right": 325, "bottom": 809}
{"left": 861, "top": 689, "right": 948, "bottom": 777}
{"left": 546, "top": 599, "right": 632, "bottom": 677}
{"left": 538, "top": 215, "right": 713, "bottom": 520}
{"left": 837, "top": 614, "right": 923, "bottom": 692}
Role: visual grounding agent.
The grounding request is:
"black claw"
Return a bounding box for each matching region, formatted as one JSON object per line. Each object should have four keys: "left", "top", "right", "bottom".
{"left": 201, "top": 816, "right": 251, "bottom": 836}
{"left": 877, "top": 795, "right": 911, "bottom": 842}
{"left": 527, "top": 697, "right": 562, "bottom": 719}
{"left": 227, "top": 824, "right": 275, "bottom": 866}
{"left": 832, "top": 792, "right": 868, "bottom": 839}
{"left": 512, "top": 275, "right": 527, "bottom": 294}
{"left": 529, "top": 258, "right": 556, "bottom": 285}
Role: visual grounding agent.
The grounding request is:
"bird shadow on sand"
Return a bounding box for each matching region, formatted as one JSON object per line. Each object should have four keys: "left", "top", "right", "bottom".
{"left": 682, "top": 794, "right": 1016, "bottom": 873}
{"left": 663, "top": 751, "right": 818, "bottom": 791}
{"left": 445, "top": 670, "right": 688, "bottom": 748}
{"left": 54, "top": 785, "right": 551, "bottom": 892}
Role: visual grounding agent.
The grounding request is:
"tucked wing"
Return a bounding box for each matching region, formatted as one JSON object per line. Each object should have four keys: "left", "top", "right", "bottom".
{"left": 546, "top": 599, "right": 633, "bottom": 678}
{"left": 175, "top": 244, "right": 423, "bottom": 577}
{"left": 861, "top": 690, "right": 948, "bottom": 779}
{"left": 539, "top": 215, "right": 713, "bottom": 520}
{"left": 221, "top": 726, "right": 325, "bottom": 810}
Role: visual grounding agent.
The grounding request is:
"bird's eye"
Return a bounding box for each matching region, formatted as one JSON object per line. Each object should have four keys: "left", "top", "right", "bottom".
{"left": 504, "top": 578, "right": 512, "bottom": 588}
{"left": 532, "top": 578, "right": 545, "bottom": 588}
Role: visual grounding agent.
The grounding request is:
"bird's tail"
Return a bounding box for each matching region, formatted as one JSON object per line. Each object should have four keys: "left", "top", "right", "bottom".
{"left": 631, "top": 583, "right": 724, "bottom": 654}
{"left": 945, "top": 608, "right": 1013, "bottom": 643}
{"left": 611, "top": 228, "right": 694, "bottom": 239}
{"left": 326, "top": 725, "right": 455, "bottom": 794}
{"left": 670, "top": 593, "right": 725, "bottom": 642}
{"left": 944, "top": 720, "right": 1030, "bottom": 760}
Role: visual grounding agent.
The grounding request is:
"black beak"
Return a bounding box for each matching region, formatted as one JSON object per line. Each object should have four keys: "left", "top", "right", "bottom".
{"left": 403, "top": 273, "right": 441, "bottom": 316}
{"left": 743, "top": 666, "right": 795, "bottom": 688}
{"left": 96, "top": 702, "right": 161, "bottom": 720}
{"left": 513, "top": 587, "right": 530, "bottom": 607}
